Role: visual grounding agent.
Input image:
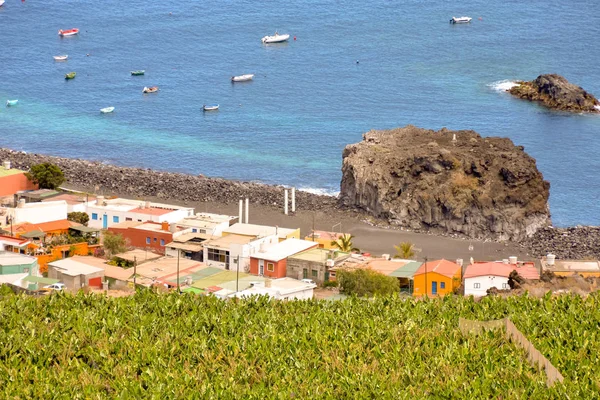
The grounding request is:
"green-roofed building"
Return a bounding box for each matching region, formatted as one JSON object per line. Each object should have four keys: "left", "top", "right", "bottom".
{"left": 22, "top": 275, "right": 60, "bottom": 291}
{"left": 388, "top": 261, "right": 422, "bottom": 294}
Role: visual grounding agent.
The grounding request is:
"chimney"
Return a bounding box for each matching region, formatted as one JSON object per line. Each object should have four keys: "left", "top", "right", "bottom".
{"left": 456, "top": 258, "right": 463, "bottom": 267}
{"left": 145, "top": 200, "right": 151, "bottom": 209}
{"left": 502, "top": 259, "right": 509, "bottom": 265}
{"left": 265, "top": 279, "right": 272, "bottom": 288}
{"left": 546, "top": 253, "right": 556, "bottom": 266}
{"left": 161, "top": 221, "right": 169, "bottom": 231}
{"left": 245, "top": 198, "right": 249, "bottom": 224}
{"left": 169, "top": 223, "right": 177, "bottom": 233}
{"left": 3, "top": 161, "right": 11, "bottom": 170}
{"left": 509, "top": 256, "right": 517, "bottom": 265}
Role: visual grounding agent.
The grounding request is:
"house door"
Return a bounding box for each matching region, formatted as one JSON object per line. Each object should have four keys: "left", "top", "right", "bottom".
{"left": 431, "top": 281, "right": 438, "bottom": 295}
{"left": 259, "top": 260, "right": 264, "bottom": 275}
{"left": 102, "top": 214, "right": 108, "bottom": 229}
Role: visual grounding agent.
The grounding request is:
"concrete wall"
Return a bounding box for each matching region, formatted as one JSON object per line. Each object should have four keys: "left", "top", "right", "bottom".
{"left": 286, "top": 258, "right": 328, "bottom": 285}
{"left": 464, "top": 275, "right": 510, "bottom": 297}
{"left": 48, "top": 267, "right": 104, "bottom": 290}
{"left": 277, "top": 287, "right": 314, "bottom": 300}
{"left": 7, "top": 201, "right": 68, "bottom": 224}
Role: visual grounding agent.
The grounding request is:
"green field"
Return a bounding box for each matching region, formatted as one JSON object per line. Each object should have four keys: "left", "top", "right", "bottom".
{"left": 0, "top": 288, "right": 598, "bottom": 398}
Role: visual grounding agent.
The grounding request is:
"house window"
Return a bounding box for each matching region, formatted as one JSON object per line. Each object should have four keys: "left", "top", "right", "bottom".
{"left": 502, "top": 283, "right": 508, "bottom": 289}
{"left": 137, "top": 219, "right": 142, "bottom": 222}
{"left": 267, "top": 262, "right": 275, "bottom": 272}
{"left": 199, "top": 229, "right": 206, "bottom": 234}
{"left": 440, "top": 282, "right": 445, "bottom": 289}
{"left": 146, "top": 237, "right": 151, "bottom": 244}
{"left": 126, "top": 217, "right": 132, "bottom": 221}
{"left": 113, "top": 216, "right": 119, "bottom": 223}
{"left": 23, "top": 268, "right": 29, "bottom": 273}
{"left": 474, "top": 283, "right": 481, "bottom": 289}
{"left": 303, "top": 269, "right": 308, "bottom": 279}
{"left": 312, "top": 269, "right": 318, "bottom": 278}
{"left": 192, "top": 228, "right": 198, "bottom": 233}
{"left": 153, "top": 238, "right": 157, "bottom": 243}
{"left": 92, "top": 213, "right": 98, "bottom": 220}
{"left": 207, "top": 248, "right": 229, "bottom": 263}
{"left": 160, "top": 239, "right": 165, "bottom": 246}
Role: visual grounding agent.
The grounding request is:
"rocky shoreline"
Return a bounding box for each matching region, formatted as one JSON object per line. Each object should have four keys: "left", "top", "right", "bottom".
{"left": 2, "top": 147, "right": 599, "bottom": 261}
{"left": 0, "top": 148, "right": 339, "bottom": 212}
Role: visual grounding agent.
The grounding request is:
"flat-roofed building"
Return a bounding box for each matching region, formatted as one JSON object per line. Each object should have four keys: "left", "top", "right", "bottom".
{"left": 1, "top": 200, "right": 68, "bottom": 225}
{"left": 287, "top": 248, "right": 351, "bottom": 284}
{"left": 223, "top": 223, "right": 300, "bottom": 242}
{"left": 233, "top": 277, "right": 316, "bottom": 300}
{"left": 249, "top": 239, "right": 318, "bottom": 278}
{"left": 108, "top": 221, "right": 190, "bottom": 254}
{"left": 48, "top": 258, "right": 104, "bottom": 289}
{"left": 174, "top": 213, "right": 238, "bottom": 237}
{"left": 0, "top": 161, "right": 38, "bottom": 197}
{"left": 87, "top": 197, "right": 194, "bottom": 229}
{"left": 0, "top": 252, "right": 39, "bottom": 276}
{"left": 203, "top": 233, "right": 278, "bottom": 272}
{"left": 541, "top": 255, "right": 600, "bottom": 278}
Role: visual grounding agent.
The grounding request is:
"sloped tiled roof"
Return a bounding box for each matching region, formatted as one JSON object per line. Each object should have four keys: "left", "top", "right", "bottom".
{"left": 414, "top": 259, "right": 461, "bottom": 278}
{"left": 464, "top": 262, "right": 540, "bottom": 280}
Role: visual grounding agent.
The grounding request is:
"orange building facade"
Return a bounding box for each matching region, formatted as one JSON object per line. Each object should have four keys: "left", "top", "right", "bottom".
{"left": 0, "top": 168, "right": 38, "bottom": 197}
{"left": 108, "top": 221, "right": 176, "bottom": 255}
{"left": 413, "top": 259, "right": 462, "bottom": 297}
{"left": 249, "top": 257, "right": 288, "bottom": 279}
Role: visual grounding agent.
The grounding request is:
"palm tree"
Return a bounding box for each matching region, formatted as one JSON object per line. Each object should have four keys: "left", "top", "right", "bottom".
{"left": 331, "top": 234, "right": 360, "bottom": 253}
{"left": 394, "top": 242, "right": 415, "bottom": 259}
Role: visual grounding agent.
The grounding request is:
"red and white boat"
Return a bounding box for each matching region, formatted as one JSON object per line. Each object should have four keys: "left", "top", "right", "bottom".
{"left": 142, "top": 86, "right": 159, "bottom": 94}
{"left": 58, "top": 28, "right": 79, "bottom": 37}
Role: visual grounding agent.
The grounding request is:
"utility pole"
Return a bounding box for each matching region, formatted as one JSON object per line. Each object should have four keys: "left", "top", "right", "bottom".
{"left": 424, "top": 256, "right": 428, "bottom": 298}
{"left": 133, "top": 256, "right": 137, "bottom": 287}
{"left": 236, "top": 256, "right": 240, "bottom": 292}
{"left": 177, "top": 250, "right": 180, "bottom": 293}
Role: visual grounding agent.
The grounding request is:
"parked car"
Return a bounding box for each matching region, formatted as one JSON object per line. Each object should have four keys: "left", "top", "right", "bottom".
{"left": 301, "top": 279, "right": 316, "bottom": 285}
{"left": 43, "top": 283, "right": 65, "bottom": 291}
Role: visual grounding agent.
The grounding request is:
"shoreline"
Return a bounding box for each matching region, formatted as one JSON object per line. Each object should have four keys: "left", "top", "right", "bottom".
{"left": 2, "top": 147, "right": 600, "bottom": 261}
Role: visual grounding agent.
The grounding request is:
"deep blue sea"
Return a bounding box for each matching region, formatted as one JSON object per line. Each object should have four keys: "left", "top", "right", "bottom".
{"left": 1, "top": 0, "right": 599, "bottom": 227}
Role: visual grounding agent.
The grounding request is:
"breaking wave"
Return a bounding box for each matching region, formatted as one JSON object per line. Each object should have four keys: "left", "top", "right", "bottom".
{"left": 488, "top": 80, "right": 519, "bottom": 92}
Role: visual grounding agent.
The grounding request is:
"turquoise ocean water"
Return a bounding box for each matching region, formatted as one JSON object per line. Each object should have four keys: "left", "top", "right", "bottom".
{"left": 1, "top": 0, "right": 599, "bottom": 226}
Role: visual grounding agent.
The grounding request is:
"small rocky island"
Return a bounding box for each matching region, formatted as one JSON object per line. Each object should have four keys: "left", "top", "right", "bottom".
{"left": 340, "top": 126, "right": 551, "bottom": 240}
{"left": 508, "top": 74, "right": 600, "bottom": 113}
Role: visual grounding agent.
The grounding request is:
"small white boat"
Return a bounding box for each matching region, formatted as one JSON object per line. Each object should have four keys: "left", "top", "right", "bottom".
{"left": 0, "top": 1, "right": 6, "bottom": 7}
{"left": 450, "top": 16, "right": 472, "bottom": 24}
{"left": 261, "top": 32, "right": 290, "bottom": 44}
{"left": 100, "top": 107, "right": 115, "bottom": 114}
{"left": 231, "top": 74, "right": 254, "bottom": 82}
{"left": 143, "top": 86, "right": 159, "bottom": 93}
{"left": 203, "top": 104, "right": 219, "bottom": 111}
{"left": 6, "top": 99, "right": 18, "bottom": 107}
{"left": 53, "top": 55, "right": 68, "bottom": 61}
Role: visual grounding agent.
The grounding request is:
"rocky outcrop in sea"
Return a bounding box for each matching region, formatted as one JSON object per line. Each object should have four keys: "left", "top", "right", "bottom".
{"left": 0, "top": 148, "right": 338, "bottom": 211}
{"left": 339, "top": 126, "right": 551, "bottom": 241}
{"left": 508, "top": 74, "right": 600, "bottom": 113}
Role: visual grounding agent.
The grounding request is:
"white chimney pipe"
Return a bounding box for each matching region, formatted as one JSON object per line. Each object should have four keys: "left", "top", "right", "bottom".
{"left": 291, "top": 187, "right": 296, "bottom": 213}
{"left": 239, "top": 200, "right": 243, "bottom": 224}
{"left": 245, "top": 198, "right": 249, "bottom": 224}
{"left": 284, "top": 189, "right": 289, "bottom": 215}
{"left": 3, "top": 161, "right": 11, "bottom": 170}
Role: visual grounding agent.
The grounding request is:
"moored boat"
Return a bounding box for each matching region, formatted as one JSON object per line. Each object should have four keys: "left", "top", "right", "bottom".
{"left": 450, "top": 16, "right": 472, "bottom": 24}
{"left": 231, "top": 74, "right": 254, "bottom": 82}
{"left": 143, "top": 86, "right": 159, "bottom": 93}
{"left": 65, "top": 72, "right": 76, "bottom": 80}
{"left": 58, "top": 28, "right": 79, "bottom": 36}
{"left": 6, "top": 99, "right": 18, "bottom": 107}
{"left": 203, "top": 104, "right": 219, "bottom": 111}
{"left": 100, "top": 107, "right": 115, "bottom": 114}
{"left": 131, "top": 70, "right": 145, "bottom": 76}
{"left": 53, "top": 55, "right": 69, "bottom": 61}
{"left": 0, "top": 1, "right": 6, "bottom": 7}
{"left": 261, "top": 32, "right": 290, "bottom": 44}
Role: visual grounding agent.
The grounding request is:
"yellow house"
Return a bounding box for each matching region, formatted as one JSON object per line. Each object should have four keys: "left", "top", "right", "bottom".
{"left": 413, "top": 259, "right": 461, "bottom": 297}
{"left": 304, "top": 230, "right": 350, "bottom": 250}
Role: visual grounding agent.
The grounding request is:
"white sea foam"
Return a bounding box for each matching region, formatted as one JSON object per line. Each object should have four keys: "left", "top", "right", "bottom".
{"left": 298, "top": 187, "right": 340, "bottom": 197}
{"left": 488, "top": 80, "right": 519, "bottom": 92}
{"left": 595, "top": 105, "right": 600, "bottom": 111}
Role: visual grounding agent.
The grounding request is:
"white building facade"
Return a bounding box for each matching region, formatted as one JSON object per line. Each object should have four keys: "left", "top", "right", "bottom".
{"left": 203, "top": 234, "right": 278, "bottom": 272}
{"left": 1, "top": 200, "right": 68, "bottom": 225}
{"left": 464, "top": 275, "right": 510, "bottom": 297}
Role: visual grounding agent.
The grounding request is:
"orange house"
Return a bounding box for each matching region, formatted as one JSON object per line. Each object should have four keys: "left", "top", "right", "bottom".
{"left": 0, "top": 162, "right": 38, "bottom": 197}
{"left": 413, "top": 259, "right": 462, "bottom": 297}
{"left": 249, "top": 239, "right": 318, "bottom": 278}
{"left": 108, "top": 221, "right": 179, "bottom": 255}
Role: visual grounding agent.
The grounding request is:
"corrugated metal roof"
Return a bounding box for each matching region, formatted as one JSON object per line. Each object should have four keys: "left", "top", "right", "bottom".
{"left": 388, "top": 261, "right": 423, "bottom": 278}
{"left": 49, "top": 258, "right": 104, "bottom": 276}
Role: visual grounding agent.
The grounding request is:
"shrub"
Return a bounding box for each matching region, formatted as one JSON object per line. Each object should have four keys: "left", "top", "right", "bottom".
{"left": 67, "top": 212, "right": 89, "bottom": 226}
{"left": 337, "top": 268, "right": 399, "bottom": 297}
{"left": 25, "top": 163, "right": 65, "bottom": 189}
{"left": 323, "top": 280, "right": 338, "bottom": 288}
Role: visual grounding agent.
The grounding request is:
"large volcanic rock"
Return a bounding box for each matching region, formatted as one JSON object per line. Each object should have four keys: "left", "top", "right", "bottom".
{"left": 340, "top": 126, "right": 551, "bottom": 240}
{"left": 508, "top": 74, "right": 600, "bottom": 113}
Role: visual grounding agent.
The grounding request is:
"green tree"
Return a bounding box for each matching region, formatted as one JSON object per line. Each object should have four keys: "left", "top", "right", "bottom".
{"left": 102, "top": 231, "right": 128, "bottom": 258}
{"left": 337, "top": 268, "right": 399, "bottom": 297}
{"left": 67, "top": 212, "right": 89, "bottom": 226}
{"left": 330, "top": 234, "right": 360, "bottom": 253}
{"left": 394, "top": 242, "right": 415, "bottom": 259}
{"left": 25, "top": 163, "right": 65, "bottom": 189}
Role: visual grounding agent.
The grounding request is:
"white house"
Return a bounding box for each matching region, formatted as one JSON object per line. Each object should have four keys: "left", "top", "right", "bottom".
{"left": 202, "top": 233, "right": 279, "bottom": 272}
{"left": 86, "top": 196, "right": 194, "bottom": 229}
{"left": 233, "top": 277, "right": 316, "bottom": 300}
{"left": 1, "top": 200, "right": 68, "bottom": 225}
{"left": 223, "top": 223, "right": 300, "bottom": 242}
{"left": 174, "top": 212, "right": 238, "bottom": 237}
{"left": 463, "top": 262, "right": 540, "bottom": 297}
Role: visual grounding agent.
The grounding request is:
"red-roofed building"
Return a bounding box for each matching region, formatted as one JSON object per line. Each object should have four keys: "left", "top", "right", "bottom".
{"left": 413, "top": 259, "right": 462, "bottom": 297}
{"left": 464, "top": 262, "right": 540, "bottom": 296}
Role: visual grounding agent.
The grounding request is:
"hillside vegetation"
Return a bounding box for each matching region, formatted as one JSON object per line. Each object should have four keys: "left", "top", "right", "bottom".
{"left": 0, "top": 289, "right": 598, "bottom": 398}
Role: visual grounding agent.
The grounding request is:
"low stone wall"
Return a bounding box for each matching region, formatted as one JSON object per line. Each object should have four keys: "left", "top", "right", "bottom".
{"left": 521, "top": 226, "right": 600, "bottom": 260}
{"left": 0, "top": 148, "right": 339, "bottom": 212}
